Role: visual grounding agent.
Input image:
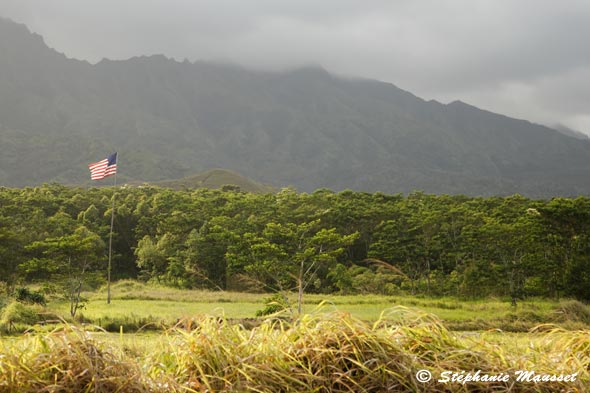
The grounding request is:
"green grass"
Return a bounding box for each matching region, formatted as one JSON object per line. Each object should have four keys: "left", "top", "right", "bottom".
{"left": 5, "top": 280, "right": 589, "bottom": 333}
{"left": 58, "top": 299, "right": 261, "bottom": 321}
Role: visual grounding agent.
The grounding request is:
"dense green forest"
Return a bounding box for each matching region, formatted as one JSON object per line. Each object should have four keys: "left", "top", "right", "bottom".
{"left": 2, "top": 184, "right": 590, "bottom": 304}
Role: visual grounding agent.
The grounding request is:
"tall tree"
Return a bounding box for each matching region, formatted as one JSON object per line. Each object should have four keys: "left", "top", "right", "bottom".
{"left": 23, "top": 226, "right": 105, "bottom": 316}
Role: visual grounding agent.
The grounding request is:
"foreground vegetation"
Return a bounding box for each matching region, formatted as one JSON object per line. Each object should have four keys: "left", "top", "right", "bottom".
{"left": 2, "top": 283, "right": 589, "bottom": 391}
{"left": 1, "top": 309, "right": 588, "bottom": 392}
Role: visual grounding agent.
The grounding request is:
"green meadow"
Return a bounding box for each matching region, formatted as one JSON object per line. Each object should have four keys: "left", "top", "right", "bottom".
{"left": 7, "top": 280, "right": 587, "bottom": 333}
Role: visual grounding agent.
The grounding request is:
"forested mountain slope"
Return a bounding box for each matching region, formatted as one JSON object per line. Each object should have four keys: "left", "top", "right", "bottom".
{"left": 2, "top": 17, "right": 590, "bottom": 197}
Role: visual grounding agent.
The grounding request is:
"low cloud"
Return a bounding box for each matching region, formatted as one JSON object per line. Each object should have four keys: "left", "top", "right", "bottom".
{"left": 0, "top": 0, "right": 589, "bottom": 133}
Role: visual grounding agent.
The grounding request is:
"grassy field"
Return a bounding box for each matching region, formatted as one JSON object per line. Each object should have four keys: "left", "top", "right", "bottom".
{"left": 31, "top": 280, "right": 590, "bottom": 333}
{"left": 2, "top": 281, "right": 590, "bottom": 391}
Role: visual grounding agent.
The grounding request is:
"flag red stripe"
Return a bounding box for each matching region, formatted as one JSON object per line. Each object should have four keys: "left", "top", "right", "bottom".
{"left": 88, "top": 159, "right": 108, "bottom": 170}
{"left": 88, "top": 157, "right": 117, "bottom": 180}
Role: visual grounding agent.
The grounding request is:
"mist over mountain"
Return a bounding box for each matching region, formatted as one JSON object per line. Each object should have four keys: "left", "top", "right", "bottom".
{"left": 2, "top": 17, "right": 590, "bottom": 197}
{"left": 553, "top": 124, "right": 589, "bottom": 140}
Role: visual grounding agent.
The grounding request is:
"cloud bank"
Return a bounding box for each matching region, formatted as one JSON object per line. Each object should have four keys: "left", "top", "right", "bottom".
{"left": 1, "top": 0, "right": 589, "bottom": 133}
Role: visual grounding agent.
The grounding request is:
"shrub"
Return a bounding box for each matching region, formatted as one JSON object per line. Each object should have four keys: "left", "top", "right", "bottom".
{"left": 555, "top": 299, "right": 590, "bottom": 324}
{"left": 109, "top": 279, "right": 148, "bottom": 293}
{"left": 255, "top": 293, "right": 290, "bottom": 316}
{"left": 15, "top": 287, "right": 47, "bottom": 306}
{"left": 0, "top": 301, "right": 44, "bottom": 331}
{"left": 97, "top": 314, "right": 163, "bottom": 332}
{"left": 351, "top": 269, "right": 400, "bottom": 295}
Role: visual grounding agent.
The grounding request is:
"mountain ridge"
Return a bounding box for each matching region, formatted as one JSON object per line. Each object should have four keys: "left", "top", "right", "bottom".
{"left": 1, "top": 17, "right": 590, "bottom": 197}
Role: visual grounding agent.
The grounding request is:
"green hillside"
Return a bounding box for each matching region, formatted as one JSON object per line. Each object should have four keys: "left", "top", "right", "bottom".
{"left": 2, "top": 17, "right": 590, "bottom": 197}
{"left": 152, "top": 168, "right": 275, "bottom": 193}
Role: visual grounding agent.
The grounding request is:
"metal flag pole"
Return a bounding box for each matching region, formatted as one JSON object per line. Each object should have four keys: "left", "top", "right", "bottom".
{"left": 107, "top": 154, "right": 118, "bottom": 305}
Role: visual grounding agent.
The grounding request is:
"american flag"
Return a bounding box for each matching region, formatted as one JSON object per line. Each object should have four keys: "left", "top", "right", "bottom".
{"left": 88, "top": 152, "right": 117, "bottom": 180}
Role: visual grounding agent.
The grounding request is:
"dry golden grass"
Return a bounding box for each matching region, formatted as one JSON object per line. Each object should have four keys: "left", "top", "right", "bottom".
{"left": 0, "top": 325, "right": 159, "bottom": 392}
{"left": 0, "top": 307, "right": 588, "bottom": 392}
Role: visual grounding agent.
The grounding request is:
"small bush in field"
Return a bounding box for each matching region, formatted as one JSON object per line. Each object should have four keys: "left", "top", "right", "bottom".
{"left": 15, "top": 287, "right": 47, "bottom": 306}
{"left": 0, "top": 301, "right": 43, "bottom": 331}
{"left": 255, "top": 293, "right": 290, "bottom": 316}
{"left": 556, "top": 299, "right": 590, "bottom": 323}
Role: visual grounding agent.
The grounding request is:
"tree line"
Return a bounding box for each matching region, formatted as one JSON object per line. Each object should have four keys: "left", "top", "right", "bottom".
{"left": 1, "top": 184, "right": 590, "bottom": 304}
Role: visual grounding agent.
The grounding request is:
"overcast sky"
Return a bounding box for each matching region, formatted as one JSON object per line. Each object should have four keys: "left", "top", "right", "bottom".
{"left": 1, "top": 0, "right": 589, "bottom": 134}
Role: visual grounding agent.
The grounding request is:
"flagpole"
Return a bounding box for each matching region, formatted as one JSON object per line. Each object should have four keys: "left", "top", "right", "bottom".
{"left": 107, "top": 158, "right": 117, "bottom": 305}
